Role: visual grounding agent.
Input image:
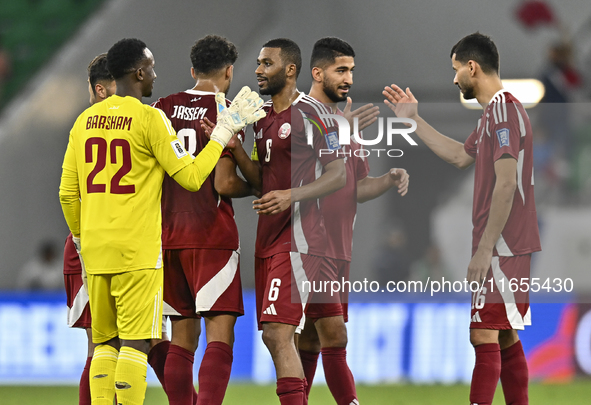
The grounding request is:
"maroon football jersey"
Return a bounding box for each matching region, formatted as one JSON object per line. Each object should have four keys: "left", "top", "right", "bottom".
{"left": 321, "top": 108, "right": 370, "bottom": 261}
{"left": 253, "top": 93, "right": 342, "bottom": 258}
{"left": 464, "top": 90, "right": 541, "bottom": 256}
{"left": 152, "top": 90, "right": 239, "bottom": 250}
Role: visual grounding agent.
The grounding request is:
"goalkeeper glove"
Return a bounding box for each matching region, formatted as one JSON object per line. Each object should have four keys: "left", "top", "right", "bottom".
{"left": 210, "top": 86, "right": 266, "bottom": 147}
{"left": 72, "top": 236, "right": 88, "bottom": 293}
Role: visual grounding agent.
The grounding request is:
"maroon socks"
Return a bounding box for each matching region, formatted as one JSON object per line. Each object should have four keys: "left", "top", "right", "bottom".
{"left": 196, "top": 341, "right": 233, "bottom": 405}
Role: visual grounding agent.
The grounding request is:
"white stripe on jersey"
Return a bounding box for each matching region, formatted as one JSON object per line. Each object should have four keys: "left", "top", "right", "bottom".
{"left": 491, "top": 257, "right": 526, "bottom": 330}
{"left": 514, "top": 103, "right": 526, "bottom": 138}
{"left": 194, "top": 250, "right": 239, "bottom": 312}
{"left": 495, "top": 234, "right": 514, "bottom": 256}
{"left": 156, "top": 108, "right": 176, "bottom": 135}
{"left": 517, "top": 149, "right": 525, "bottom": 204}
{"left": 501, "top": 93, "right": 507, "bottom": 123}
{"left": 293, "top": 180, "right": 309, "bottom": 254}
{"left": 290, "top": 252, "right": 309, "bottom": 334}
{"left": 300, "top": 95, "right": 335, "bottom": 127}
{"left": 67, "top": 283, "right": 89, "bottom": 327}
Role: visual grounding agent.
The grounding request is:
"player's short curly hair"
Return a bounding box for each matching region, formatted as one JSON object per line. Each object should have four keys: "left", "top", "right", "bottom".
{"left": 263, "top": 38, "right": 302, "bottom": 78}
{"left": 190, "top": 35, "right": 238, "bottom": 76}
{"left": 107, "top": 38, "right": 148, "bottom": 80}
{"left": 310, "top": 37, "right": 355, "bottom": 70}
{"left": 450, "top": 32, "right": 499, "bottom": 75}
{"left": 87, "top": 53, "right": 113, "bottom": 95}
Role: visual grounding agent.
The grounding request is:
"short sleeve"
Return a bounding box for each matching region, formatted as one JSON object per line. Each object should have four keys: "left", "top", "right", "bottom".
{"left": 464, "top": 128, "right": 479, "bottom": 158}
{"left": 310, "top": 116, "right": 343, "bottom": 167}
{"left": 490, "top": 102, "right": 521, "bottom": 162}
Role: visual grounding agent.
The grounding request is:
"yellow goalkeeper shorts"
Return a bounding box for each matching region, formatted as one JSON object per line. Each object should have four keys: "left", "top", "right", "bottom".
{"left": 88, "top": 268, "right": 163, "bottom": 343}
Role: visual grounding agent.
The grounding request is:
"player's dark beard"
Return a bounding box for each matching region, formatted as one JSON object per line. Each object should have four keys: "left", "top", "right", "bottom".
{"left": 461, "top": 85, "right": 475, "bottom": 100}
{"left": 322, "top": 77, "right": 348, "bottom": 103}
{"left": 459, "top": 79, "right": 475, "bottom": 100}
{"left": 259, "top": 72, "right": 287, "bottom": 96}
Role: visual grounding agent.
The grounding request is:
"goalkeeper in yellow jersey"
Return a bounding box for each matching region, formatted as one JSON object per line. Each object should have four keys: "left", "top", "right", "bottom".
{"left": 58, "top": 38, "right": 264, "bottom": 405}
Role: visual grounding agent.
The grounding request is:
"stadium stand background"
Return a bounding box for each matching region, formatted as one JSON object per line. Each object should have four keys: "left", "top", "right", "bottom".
{"left": 0, "top": 0, "right": 589, "bottom": 293}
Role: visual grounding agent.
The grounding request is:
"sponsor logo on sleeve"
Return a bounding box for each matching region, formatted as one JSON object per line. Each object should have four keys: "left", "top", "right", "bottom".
{"left": 171, "top": 139, "right": 188, "bottom": 159}
{"left": 496, "top": 128, "right": 510, "bottom": 148}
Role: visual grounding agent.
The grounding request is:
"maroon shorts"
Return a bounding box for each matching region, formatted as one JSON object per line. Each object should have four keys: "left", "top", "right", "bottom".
{"left": 163, "top": 248, "right": 243, "bottom": 318}
{"left": 255, "top": 252, "right": 339, "bottom": 331}
{"left": 470, "top": 255, "right": 532, "bottom": 330}
{"left": 64, "top": 272, "right": 91, "bottom": 329}
{"left": 305, "top": 258, "right": 347, "bottom": 322}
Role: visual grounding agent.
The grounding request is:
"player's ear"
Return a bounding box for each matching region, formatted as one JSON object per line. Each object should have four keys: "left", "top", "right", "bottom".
{"left": 468, "top": 60, "right": 477, "bottom": 76}
{"left": 190, "top": 67, "right": 197, "bottom": 80}
{"left": 286, "top": 63, "right": 297, "bottom": 79}
{"left": 95, "top": 83, "right": 107, "bottom": 100}
{"left": 135, "top": 67, "right": 143, "bottom": 81}
{"left": 225, "top": 65, "right": 233, "bottom": 80}
{"left": 311, "top": 66, "right": 323, "bottom": 83}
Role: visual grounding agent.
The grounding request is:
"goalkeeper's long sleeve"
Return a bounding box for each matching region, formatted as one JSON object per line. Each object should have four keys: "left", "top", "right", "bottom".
{"left": 171, "top": 140, "right": 223, "bottom": 192}
{"left": 59, "top": 166, "right": 81, "bottom": 237}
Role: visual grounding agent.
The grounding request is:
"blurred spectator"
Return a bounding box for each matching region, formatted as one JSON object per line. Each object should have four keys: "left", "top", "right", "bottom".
{"left": 0, "top": 35, "right": 12, "bottom": 103}
{"left": 17, "top": 240, "right": 63, "bottom": 290}
{"left": 538, "top": 41, "right": 583, "bottom": 160}
{"left": 373, "top": 225, "right": 411, "bottom": 284}
{"left": 408, "top": 244, "right": 450, "bottom": 283}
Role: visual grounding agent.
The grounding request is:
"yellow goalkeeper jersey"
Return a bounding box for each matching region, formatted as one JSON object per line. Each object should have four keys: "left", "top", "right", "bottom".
{"left": 59, "top": 95, "right": 222, "bottom": 274}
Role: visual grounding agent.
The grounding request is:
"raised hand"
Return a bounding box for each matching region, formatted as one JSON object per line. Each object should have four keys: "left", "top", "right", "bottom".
{"left": 342, "top": 97, "right": 380, "bottom": 133}
{"left": 383, "top": 84, "right": 419, "bottom": 121}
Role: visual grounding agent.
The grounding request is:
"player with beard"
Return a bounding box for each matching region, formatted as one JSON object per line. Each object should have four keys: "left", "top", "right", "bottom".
{"left": 384, "top": 32, "right": 540, "bottom": 405}
{"left": 150, "top": 34, "right": 250, "bottom": 405}
{"left": 299, "top": 37, "right": 410, "bottom": 405}
{"left": 59, "top": 38, "right": 264, "bottom": 405}
{"left": 232, "top": 38, "right": 346, "bottom": 404}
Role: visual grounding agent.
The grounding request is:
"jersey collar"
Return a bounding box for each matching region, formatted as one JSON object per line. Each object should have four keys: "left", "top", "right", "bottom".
{"left": 292, "top": 90, "right": 305, "bottom": 105}
{"left": 488, "top": 88, "right": 507, "bottom": 105}
{"left": 184, "top": 89, "right": 216, "bottom": 96}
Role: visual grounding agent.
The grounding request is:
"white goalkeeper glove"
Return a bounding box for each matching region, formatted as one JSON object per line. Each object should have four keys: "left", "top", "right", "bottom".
{"left": 210, "top": 86, "right": 266, "bottom": 147}
{"left": 72, "top": 236, "right": 88, "bottom": 293}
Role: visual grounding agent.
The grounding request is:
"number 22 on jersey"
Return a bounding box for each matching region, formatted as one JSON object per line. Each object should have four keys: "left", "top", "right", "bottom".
{"left": 85, "top": 137, "right": 135, "bottom": 194}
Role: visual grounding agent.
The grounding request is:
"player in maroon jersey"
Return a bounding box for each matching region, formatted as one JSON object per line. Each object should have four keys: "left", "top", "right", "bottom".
{"left": 298, "top": 37, "right": 410, "bottom": 405}
{"left": 63, "top": 53, "right": 116, "bottom": 405}
{"left": 384, "top": 32, "right": 541, "bottom": 405}
{"left": 229, "top": 38, "right": 346, "bottom": 404}
{"left": 149, "top": 35, "right": 251, "bottom": 405}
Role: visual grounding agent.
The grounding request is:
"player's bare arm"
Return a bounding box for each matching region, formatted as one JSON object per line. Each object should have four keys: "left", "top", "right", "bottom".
{"left": 253, "top": 159, "right": 346, "bottom": 215}
{"left": 383, "top": 84, "right": 475, "bottom": 169}
{"left": 342, "top": 96, "right": 379, "bottom": 133}
{"left": 202, "top": 116, "right": 263, "bottom": 192}
{"left": 214, "top": 156, "right": 256, "bottom": 198}
{"left": 466, "top": 156, "right": 517, "bottom": 284}
{"left": 357, "top": 168, "right": 409, "bottom": 203}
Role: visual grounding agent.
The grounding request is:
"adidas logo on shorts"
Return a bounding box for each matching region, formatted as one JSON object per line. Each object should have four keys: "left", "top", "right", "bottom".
{"left": 350, "top": 399, "right": 360, "bottom": 405}
{"left": 471, "top": 311, "right": 482, "bottom": 323}
{"left": 263, "top": 303, "right": 277, "bottom": 315}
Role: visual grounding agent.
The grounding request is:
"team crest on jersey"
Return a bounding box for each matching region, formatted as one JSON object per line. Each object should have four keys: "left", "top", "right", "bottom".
{"left": 171, "top": 139, "right": 188, "bottom": 159}
{"left": 496, "top": 128, "right": 510, "bottom": 148}
{"left": 278, "top": 123, "right": 291, "bottom": 139}
{"left": 325, "top": 131, "right": 340, "bottom": 151}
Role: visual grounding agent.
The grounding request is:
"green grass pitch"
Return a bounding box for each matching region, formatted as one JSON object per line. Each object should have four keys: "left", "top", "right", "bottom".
{"left": 0, "top": 382, "right": 590, "bottom": 404}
